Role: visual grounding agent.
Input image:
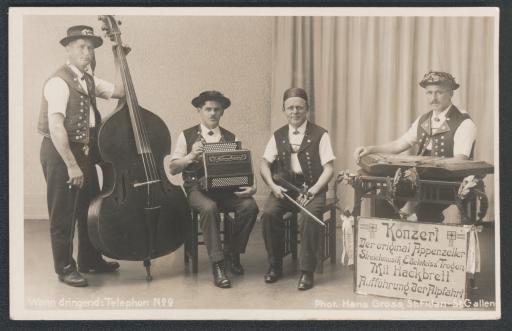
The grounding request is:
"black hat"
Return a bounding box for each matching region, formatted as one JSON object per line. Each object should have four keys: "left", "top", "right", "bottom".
{"left": 191, "top": 91, "right": 231, "bottom": 109}
{"left": 419, "top": 71, "right": 459, "bottom": 90}
{"left": 283, "top": 87, "right": 308, "bottom": 103}
{"left": 60, "top": 25, "right": 103, "bottom": 48}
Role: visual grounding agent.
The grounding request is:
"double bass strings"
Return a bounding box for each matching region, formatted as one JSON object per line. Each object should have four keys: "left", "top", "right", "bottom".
{"left": 113, "top": 33, "right": 160, "bottom": 188}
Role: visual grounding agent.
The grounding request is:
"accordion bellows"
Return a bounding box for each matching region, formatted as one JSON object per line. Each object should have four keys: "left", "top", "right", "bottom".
{"left": 200, "top": 142, "right": 254, "bottom": 191}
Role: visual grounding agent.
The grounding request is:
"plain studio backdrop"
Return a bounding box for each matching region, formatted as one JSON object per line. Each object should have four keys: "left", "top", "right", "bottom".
{"left": 23, "top": 15, "right": 495, "bottom": 222}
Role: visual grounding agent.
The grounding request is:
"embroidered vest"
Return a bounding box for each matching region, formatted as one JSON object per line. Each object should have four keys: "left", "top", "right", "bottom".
{"left": 182, "top": 124, "right": 236, "bottom": 191}
{"left": 38, "top": 65, "right": 101, "bottom": 143}
{"left": 274, "top": 121, "right": 327, "bottom": 189}
{"left": 416, "top": 105, "right": 474, "bottom": 158}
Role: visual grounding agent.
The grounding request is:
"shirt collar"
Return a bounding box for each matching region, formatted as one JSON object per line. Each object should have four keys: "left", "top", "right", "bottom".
{"left": 432, "top": 104, "right": 452, "bottom": 120}
{"left": 66, "top": 61, "right": 92, "bottom": 78}
{"left": 289, "top": 120, "right": 308, "bottom": 134}
{"left": 200, "top": 123, "right": 221, "bottom": 135}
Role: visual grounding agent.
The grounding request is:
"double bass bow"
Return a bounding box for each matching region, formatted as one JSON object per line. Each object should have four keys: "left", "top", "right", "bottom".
{"left": 88, "top": 15, "right": 190, "bottom": 280}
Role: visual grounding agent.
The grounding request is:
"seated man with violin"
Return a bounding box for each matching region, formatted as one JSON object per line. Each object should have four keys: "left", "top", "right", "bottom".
{"left": 353, "top": 71, "right": 477, "bottom": 222}
{"left": 260, "top": 88, "right": 335, "bottom": 291}
{"left": 169, "top": 91, "right": 259, "bottom": 289}
{"left": 38, "top": 25, "right": 127, "bottom": 287}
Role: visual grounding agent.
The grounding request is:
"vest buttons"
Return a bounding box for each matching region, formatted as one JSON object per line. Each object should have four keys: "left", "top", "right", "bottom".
{"left": 75, "top": 136, "right": 79, "bottom": 139}
{"left": 76, "top": 129, "right": 80, "bottom": 133}
{"left": 78, "top": 116, "right": 82, "bottom": 120}
{"left": 441, "top": 142, "right": 444, "bottom": 146}
{"left": 80, "top": 109, "right": 84, "bottom": 113}
{"left": 78, "top": 123, "right": 81, "bottom": 127}
{"left": 80, "top": 102, "right": 84, "bottom": 106}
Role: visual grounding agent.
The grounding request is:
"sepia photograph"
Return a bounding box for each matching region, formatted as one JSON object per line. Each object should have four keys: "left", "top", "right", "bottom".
{"left": 9, "top": 7, "right": 500, "bottom": 320}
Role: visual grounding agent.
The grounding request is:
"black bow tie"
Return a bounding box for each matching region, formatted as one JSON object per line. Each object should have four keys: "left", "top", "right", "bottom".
{"left": 292, "top": 130, "right": 300, "bottom": 135}
{"left": 207, "top": 130, "right": 214, "bottom": 136}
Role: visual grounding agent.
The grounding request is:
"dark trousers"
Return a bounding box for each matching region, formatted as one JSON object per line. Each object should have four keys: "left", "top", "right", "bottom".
{"left": 187, "top": 189, "right": 259, "bottom": 263}
{"left": 375, "top": 196, "right": 451, "bottom": 222}
{"left": 261, "top": 191, "right": 326, "bottom": 273}
{"left": 40, "top": 137, "right": 102, "bottom": 275}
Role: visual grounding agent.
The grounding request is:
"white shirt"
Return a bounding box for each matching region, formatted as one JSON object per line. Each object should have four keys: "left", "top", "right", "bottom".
{"left": 263, "top": 121, "right": 336, "bottom": 174}
{"left": 43, "top": 63, "right": 115, "bottom": 127}
{"left": 398, "top": 105, "right": 477, "bottom": 157}
{"left": 171, "top": 124, "right": 238, "bottom": 160}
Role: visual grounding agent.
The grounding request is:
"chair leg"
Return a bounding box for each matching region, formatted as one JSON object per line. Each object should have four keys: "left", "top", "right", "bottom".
{"left": 192, "top": 212, "right": 199, "bottom": 273}
{"left": 330, "top": 205, "right": 337, "bottom": 264}
{"left": 291, "top": 214, "right": 298, "bottom": 260}
{"left": 184, "top": 236, "right": 189, "bottom": 264}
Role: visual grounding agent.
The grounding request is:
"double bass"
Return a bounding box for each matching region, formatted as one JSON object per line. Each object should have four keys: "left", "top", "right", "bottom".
{"left": 88, "top": 15, "right": 190, "bottom": 280}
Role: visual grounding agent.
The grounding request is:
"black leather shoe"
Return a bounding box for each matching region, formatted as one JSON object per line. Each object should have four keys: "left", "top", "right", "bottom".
{"left": 264, "top": 264, "right": 283, "bottom": 283}
{"left": 212, "top": 261, "right": 231, "bottom": 288}
{"left": 58, "top": 270, "right": 88, "bottom": 287}
{"left": 78, "top": 260, "right": 120, "bottom": 273}
{"left": 297, "top": 271, "right": 314, "bottom": 291}
{"left": 229, "top": 253, "right": 244, "bottom": 275}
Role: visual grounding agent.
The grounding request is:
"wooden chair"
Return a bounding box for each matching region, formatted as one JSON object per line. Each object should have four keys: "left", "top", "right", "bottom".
{"left": 282, "top": 198, "right": 337, "bottom": 273}
{"left": 183, "top": 209, "right": 235, "bottom": 273}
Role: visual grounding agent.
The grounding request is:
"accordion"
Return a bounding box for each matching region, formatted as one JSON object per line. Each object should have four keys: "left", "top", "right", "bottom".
{"left": 199, "top": 141, "right": 254, "bottom": 191}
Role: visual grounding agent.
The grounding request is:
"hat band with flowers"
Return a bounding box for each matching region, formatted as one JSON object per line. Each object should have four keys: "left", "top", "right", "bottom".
{"left": 60, "top": 25, "right": 103, "bottom": 48}
{"left": 419, "top": 71, "right": 460, "bottom": 90}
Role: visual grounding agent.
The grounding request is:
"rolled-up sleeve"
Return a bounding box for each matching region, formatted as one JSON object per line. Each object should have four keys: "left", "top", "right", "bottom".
{"left": 170, "top": 132, "right": 187, "bottom": 161}
{"left": 44, "top": 77, "right": 69, "bottom": 117}
{"left": 397, "top": 117, "right": 420, "bottom": 147}
{"left": 94, "top": 76, "right": 115, "bottom": 100}
{"left": 453, "top": 119, "right": 477, "bottom": 157}
{"left": 262, "top": 136, "right": 278, "bottom": 163}
{"left": 319, "top": 132, "right": 336, "bottom": 165}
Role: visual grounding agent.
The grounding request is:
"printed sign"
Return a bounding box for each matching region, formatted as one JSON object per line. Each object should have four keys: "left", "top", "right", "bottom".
{"left": 355, "top": 217, "right": 470, "bottom": 305}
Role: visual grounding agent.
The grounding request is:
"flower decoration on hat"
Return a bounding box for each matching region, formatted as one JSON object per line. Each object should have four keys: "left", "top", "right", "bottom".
{"left": 419, "top": 71, "right": 460, "bottom": 90}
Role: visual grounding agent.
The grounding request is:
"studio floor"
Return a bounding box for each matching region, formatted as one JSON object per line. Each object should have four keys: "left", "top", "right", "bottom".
{"left": 23, "top": 219, "right": 497, "bottom": 313}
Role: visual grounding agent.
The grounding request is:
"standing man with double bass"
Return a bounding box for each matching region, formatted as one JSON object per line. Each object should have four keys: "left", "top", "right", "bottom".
{"left": 38, "top": 25, "right": 127, "bottom": 286}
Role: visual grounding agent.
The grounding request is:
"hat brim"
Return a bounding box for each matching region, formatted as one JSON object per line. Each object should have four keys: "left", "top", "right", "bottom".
{"left": 191, "top": 95, "right": 231, "bottom": 109}
{"left": 420, "top": 81, "right": 459, "bottom": 90}
{"left": 60, "top": 35, "right": 103, "bottom": 48}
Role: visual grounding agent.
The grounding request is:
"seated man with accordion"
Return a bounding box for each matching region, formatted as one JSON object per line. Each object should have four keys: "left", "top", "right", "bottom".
{"left": 169, "top": 91, "right": 259, "bottom": 289}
